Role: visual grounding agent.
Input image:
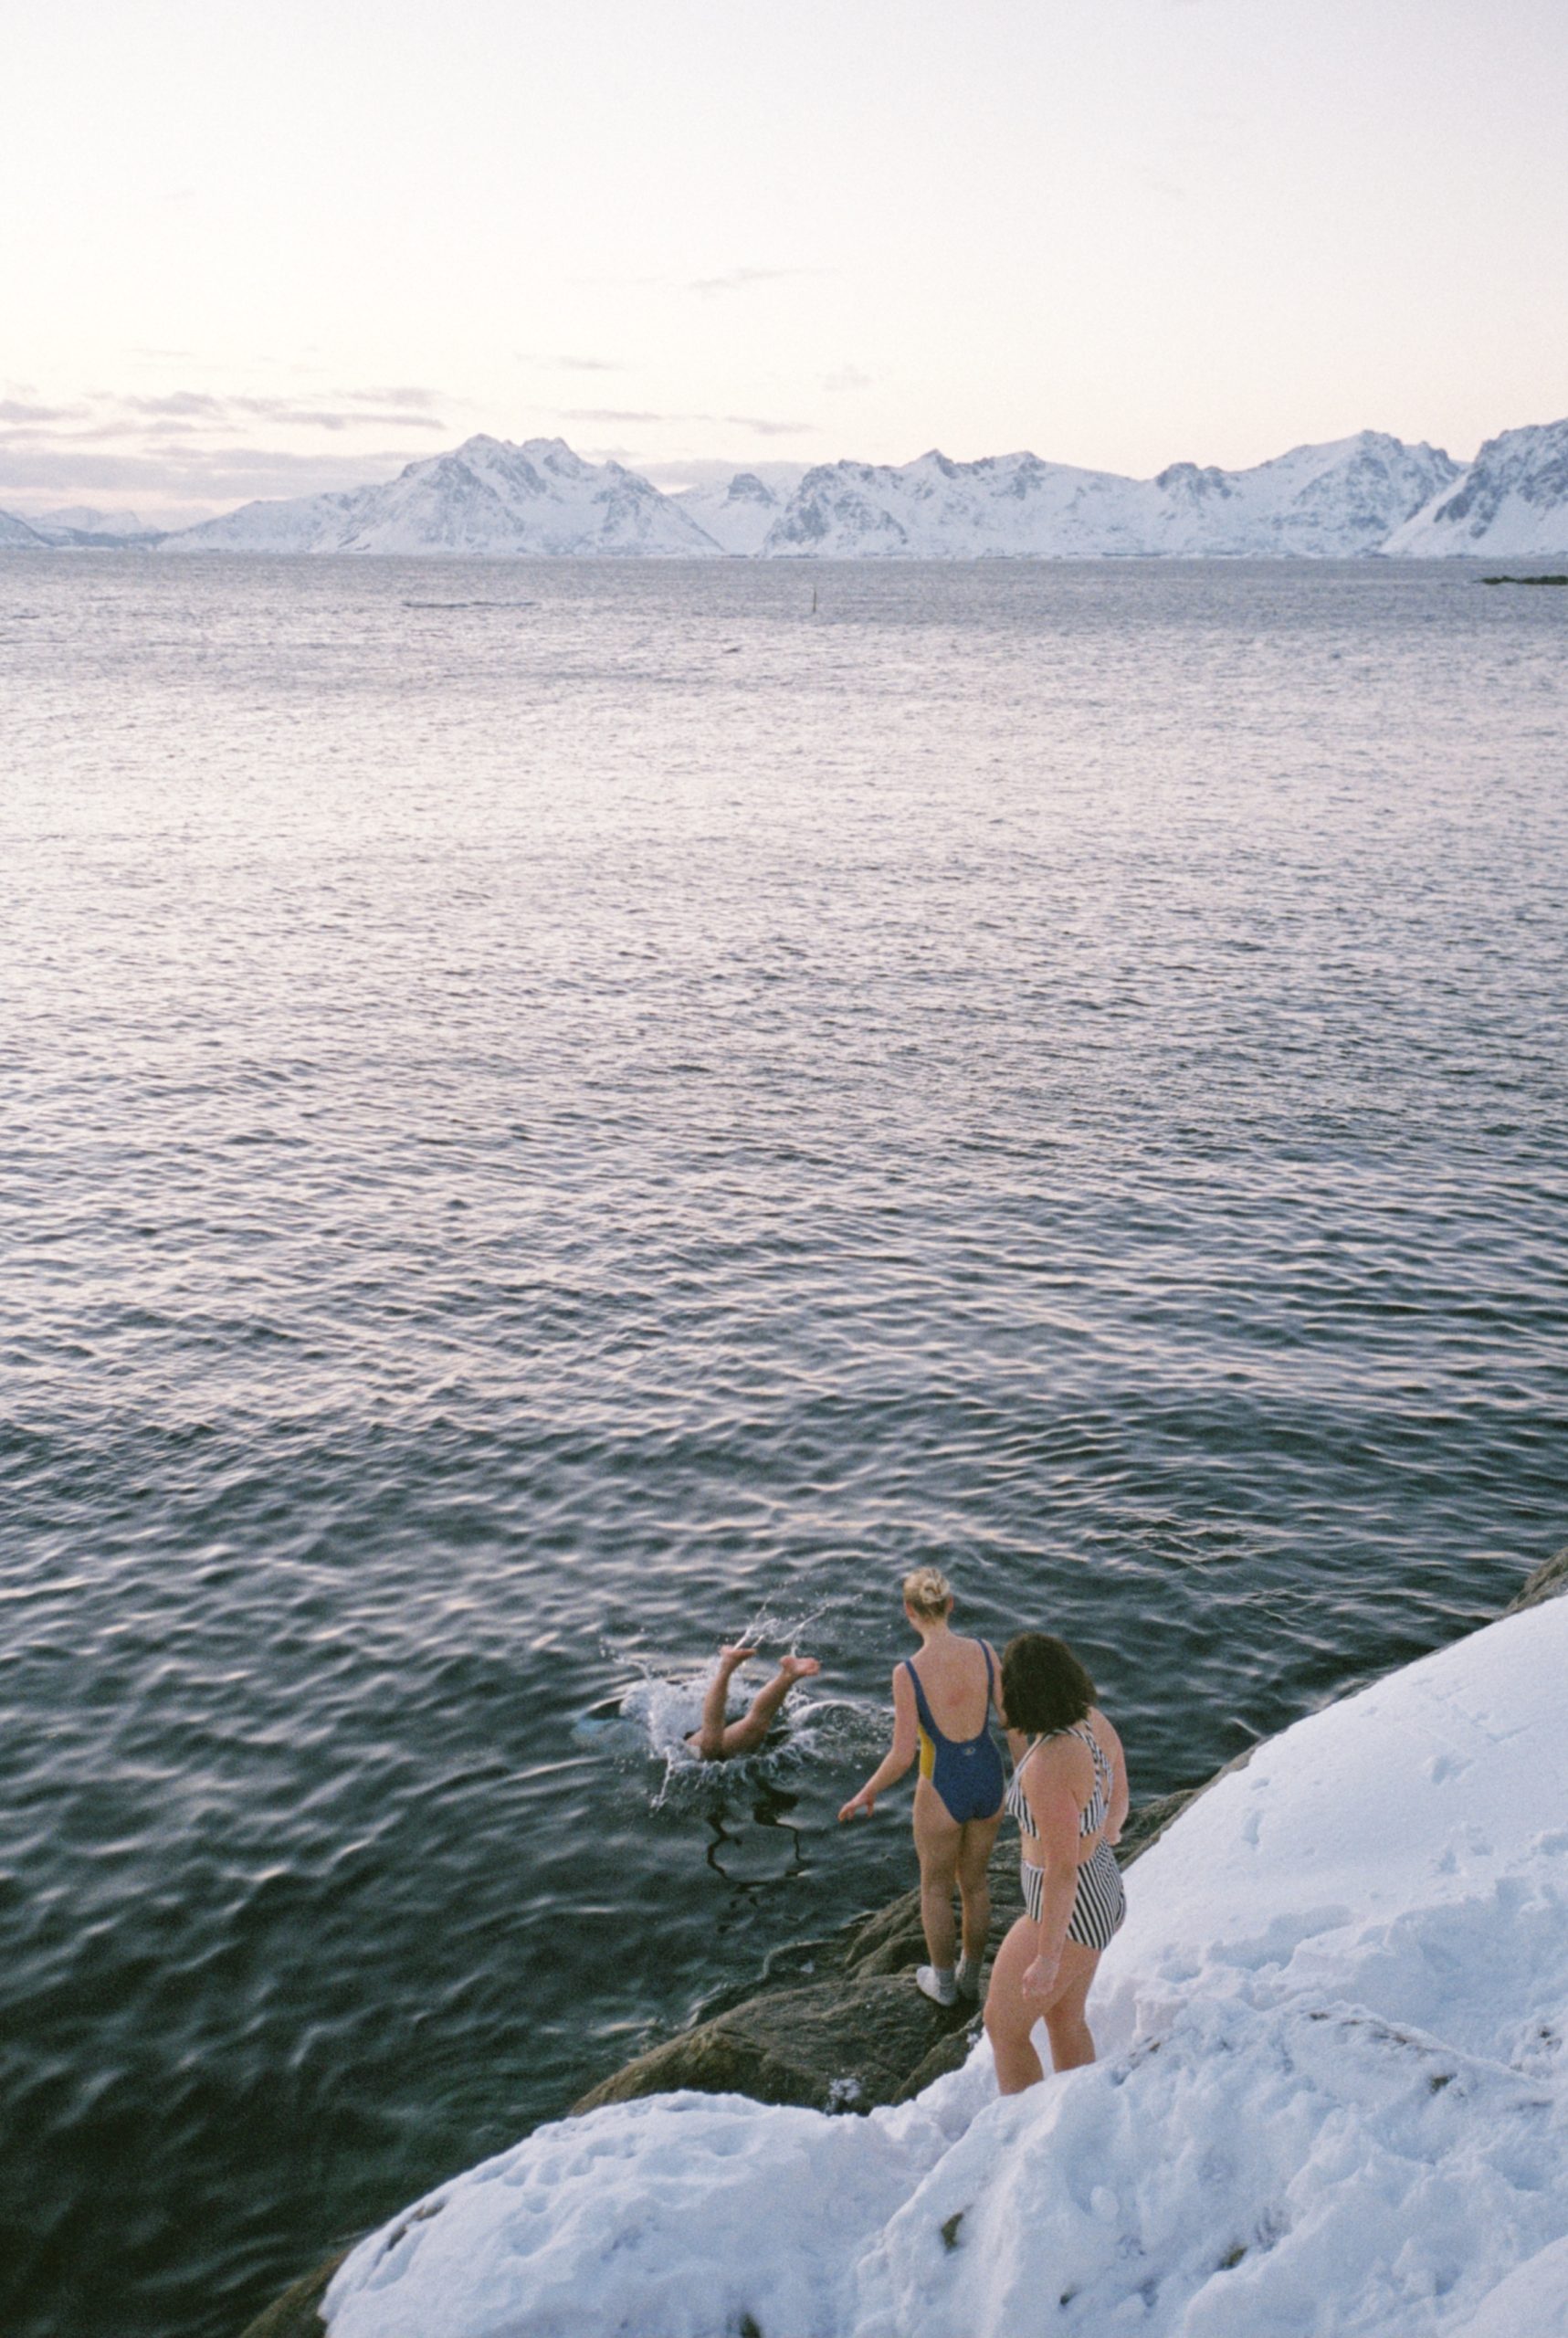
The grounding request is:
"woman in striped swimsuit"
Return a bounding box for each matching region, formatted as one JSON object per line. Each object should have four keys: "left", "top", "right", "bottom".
{"left": 984, "top": 1631, "right": 1129, "bottom": 2094}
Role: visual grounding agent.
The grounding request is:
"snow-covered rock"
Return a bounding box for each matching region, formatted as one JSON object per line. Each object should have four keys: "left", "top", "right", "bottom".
{"left": 321, "top": 1590, "right": 1568, "bottom": 2338}
{"left": 1385, "top": 417, "right": 1568, "bottom": 559}
{"left": 762, "top": 432, "right": 1459, "bottom": 559}
{"left": 160, "top": 437, "right": 721, "bottom": 557}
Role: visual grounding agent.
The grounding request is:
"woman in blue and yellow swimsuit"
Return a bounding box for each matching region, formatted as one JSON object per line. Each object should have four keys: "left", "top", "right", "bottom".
{"left": 838, "top": 1567, "right": 1005, "bottom": 2005}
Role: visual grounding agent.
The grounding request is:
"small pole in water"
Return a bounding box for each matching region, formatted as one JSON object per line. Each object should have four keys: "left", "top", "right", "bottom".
{"left": 812, "top": 584, "right": 818, "bottom": 614}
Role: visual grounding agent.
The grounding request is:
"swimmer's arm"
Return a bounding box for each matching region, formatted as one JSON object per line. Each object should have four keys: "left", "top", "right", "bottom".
{"left": 837, "top": 1665, "right": 919, "bottom": 1821}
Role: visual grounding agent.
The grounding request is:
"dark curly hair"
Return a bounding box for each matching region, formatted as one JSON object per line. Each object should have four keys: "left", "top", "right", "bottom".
{"left": 1001, "top": 1632, "right": 1097, "bottom": 1736}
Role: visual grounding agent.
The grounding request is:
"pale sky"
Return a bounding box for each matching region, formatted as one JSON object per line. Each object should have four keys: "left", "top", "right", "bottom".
{"left": 5, "top": 0, "right": 1566, "bottom": 521}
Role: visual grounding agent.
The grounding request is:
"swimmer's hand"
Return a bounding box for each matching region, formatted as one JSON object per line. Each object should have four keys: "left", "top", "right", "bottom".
{"left": 838, "top": 1785, "right": 878, "bottom": 1822}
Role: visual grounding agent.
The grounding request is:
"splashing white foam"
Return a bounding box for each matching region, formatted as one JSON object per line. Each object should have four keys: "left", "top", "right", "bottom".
{"left": 608, "top": 1615, "right": 882, "bottom": 1808}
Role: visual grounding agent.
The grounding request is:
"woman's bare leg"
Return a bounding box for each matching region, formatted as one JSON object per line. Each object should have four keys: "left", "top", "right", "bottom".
{"left": 691, "top": 1646, "right": 757, "bottom": 1760}
{"left": 1042, "top": 1943, "right": 1100, "bottom": 2072}
{"left": 984, "top": 1913, "right": 1045, "bottom": 2092}
{"left": 721, "top": 1654, "right": 820, "bottom": 1756}
{"left": 911, "top": 1780, "right": 963, "bottom": 1969}
{"left": 955, "top": 1811, "right": 1002, "bottom": 1966}
{"left": 985, "top": 1926, "right": 1101, "bottom": 2092}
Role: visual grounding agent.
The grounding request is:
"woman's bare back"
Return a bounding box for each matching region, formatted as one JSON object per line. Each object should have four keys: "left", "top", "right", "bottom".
{"left": 907, "top": 1633, "right": 996, "bottom": 1739}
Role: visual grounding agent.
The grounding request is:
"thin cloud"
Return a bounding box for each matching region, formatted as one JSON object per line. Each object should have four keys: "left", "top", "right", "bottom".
{"left": 117, "top": 390, "right": 447, "bottom": 430}
{"left": 724, "top": 415, "right": 814, "bottom": 437}
{"left": 0, "top": 399, "right": 85, "bottom": 425}
{"left": 226, "top": 403, "right": 447, "bottom": 432}
{"left": 5, "top": 390, "right": 453, "bottom": 445}
{"left": 121, "top": 391, "right": 226, "bottom": 417}
{"left": 336, "top": 385, "right": 444, "bottom": 408}
{"left": 559, "top": 405, "right": 815, "bottom": 437}
{"left": 559, "top": 407, "right": 668, "bottom": 426}
{"left": 688, "top": 266, "right": 826, "bottom": 297}
{"left": 518, "top": 353, "right": 624, "bottom": 374}
{"left": 824, "top": 366, "right": 872, "bottom": 394}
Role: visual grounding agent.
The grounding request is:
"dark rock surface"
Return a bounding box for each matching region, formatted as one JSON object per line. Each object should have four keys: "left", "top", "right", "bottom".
{"left": 1503, "top": 1540, "right": 1568, "bottom": 1613}
{"left": 234, "top": 2252, "right": 345, "bottom": 2338}
{"left": 576, "top": 1845, "right": 1023, "bottom": 2119}
{"left": 574, "top": 1975, "right": 974, "bottom": 2116}
{"left": 238, "top": 1543, "right": 1567, "bottom": 2336}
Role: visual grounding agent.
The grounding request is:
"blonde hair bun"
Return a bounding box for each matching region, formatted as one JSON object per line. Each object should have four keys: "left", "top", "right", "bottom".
{"left": 902, "top": 1564, "right": 953, "bottom": 1617}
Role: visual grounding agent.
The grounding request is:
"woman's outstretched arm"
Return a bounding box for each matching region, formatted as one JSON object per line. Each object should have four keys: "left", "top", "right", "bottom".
{"left": 838, "top": 1665, "right": 919, "bottom": 1821}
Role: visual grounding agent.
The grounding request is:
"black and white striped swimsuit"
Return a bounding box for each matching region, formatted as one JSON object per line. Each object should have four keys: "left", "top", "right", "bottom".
{"left": 1006, "top": 1720, "right": 1127, "bottom": 1952}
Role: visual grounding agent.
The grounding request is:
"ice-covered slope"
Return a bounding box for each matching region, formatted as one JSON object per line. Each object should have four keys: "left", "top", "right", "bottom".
{"left": 671, "top": 469, "right": 805, "bottom": 554}
{"left": 162, "top": 437, "right": 721, "bottom": 557}
{"left": 30, "top": 505, "right": 151, "bottom": 542}
{"left": 0, "top": 507, "right": 49, "bottom": 548}
{"left": 160, "top": 487, "right": 358, "bottom": 553}
{"left": 1385, "top": 417, "right": 1568, "bottom": 558}
{"left": 762, "top": 432, "right": 1458, "bottom": 558}
{"left": 321, "top": 1590, "right": 1568, "bottom": 2338}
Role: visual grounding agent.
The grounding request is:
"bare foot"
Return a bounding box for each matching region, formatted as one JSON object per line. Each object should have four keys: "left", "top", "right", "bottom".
{"left": 718, "top": 1645, "right": 758, "bottom": 1669}
{"left": 779, "top": 1655, "right": 820, "bottom": 1681}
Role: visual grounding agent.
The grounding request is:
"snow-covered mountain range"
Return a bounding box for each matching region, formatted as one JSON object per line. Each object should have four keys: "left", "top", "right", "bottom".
{"left": 762, "top": 432, "right": 1461, "bottom": 558}
{"left": 158, "top": 437, "right": 716, "bottom": 558}
{"left": 5, "top": 416, "right": 1568, "bottom": 557}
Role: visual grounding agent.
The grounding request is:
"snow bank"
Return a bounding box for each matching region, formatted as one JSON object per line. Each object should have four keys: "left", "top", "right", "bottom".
{"left": 325, "top": 1596, "right": 1568, "bottom": 2338}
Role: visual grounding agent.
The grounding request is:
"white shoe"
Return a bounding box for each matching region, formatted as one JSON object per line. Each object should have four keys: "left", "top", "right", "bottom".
{"left": 915, "top": 1964, "right": 957, "bottom": 2006}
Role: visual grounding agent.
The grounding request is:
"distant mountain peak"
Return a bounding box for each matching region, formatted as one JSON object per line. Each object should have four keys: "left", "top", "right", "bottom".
{"left": 161, "top": 432, "right": 717, "bottom": 557}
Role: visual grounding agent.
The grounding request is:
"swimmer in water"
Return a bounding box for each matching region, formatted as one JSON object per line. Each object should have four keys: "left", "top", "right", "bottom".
{"left": 687, "top": 1645, "right": 821, "bottom": 1761}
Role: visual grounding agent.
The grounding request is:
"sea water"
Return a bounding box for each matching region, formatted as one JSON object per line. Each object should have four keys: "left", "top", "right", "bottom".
{"left": 2, "top": 553, "right": 1564, "bottom": 2338}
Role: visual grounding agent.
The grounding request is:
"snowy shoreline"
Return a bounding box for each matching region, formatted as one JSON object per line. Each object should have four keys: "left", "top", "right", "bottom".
{"left": 246, "top": 1552, "right": 1568, "bottom": 2338}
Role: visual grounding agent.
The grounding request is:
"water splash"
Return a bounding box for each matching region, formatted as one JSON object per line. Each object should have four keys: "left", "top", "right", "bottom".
{"left": 603, "top": 1609, "right": 881, "bottom": 1808}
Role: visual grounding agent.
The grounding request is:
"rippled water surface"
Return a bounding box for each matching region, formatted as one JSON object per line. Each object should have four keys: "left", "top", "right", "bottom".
{"left": 3, "top": 554, "right": 1565, "bottom": 2337}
